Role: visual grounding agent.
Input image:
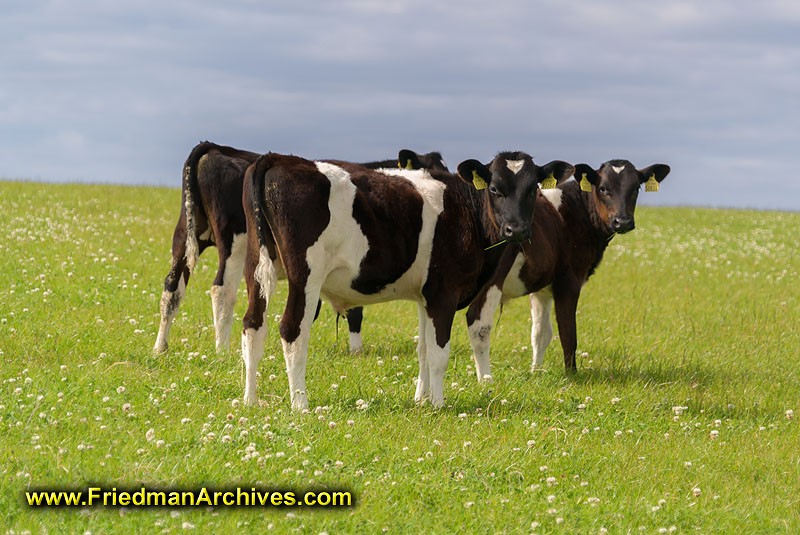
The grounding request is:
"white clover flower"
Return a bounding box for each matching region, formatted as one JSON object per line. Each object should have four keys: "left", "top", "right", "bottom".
{"left": 145, "top": 428, "right": 155, "bottom": 442}
{"left": 116, "top": 386, "right": 125, "bottom": 394}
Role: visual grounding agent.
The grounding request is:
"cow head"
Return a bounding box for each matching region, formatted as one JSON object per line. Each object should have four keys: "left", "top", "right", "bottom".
{"left": 574, "top": 160, "right": 670, "bottom": 234}
{"left": 458, "top": 152, "right": 574, "bottom": 242}
{"left": 398, "top": 149, "right": 450, "bottom": 172}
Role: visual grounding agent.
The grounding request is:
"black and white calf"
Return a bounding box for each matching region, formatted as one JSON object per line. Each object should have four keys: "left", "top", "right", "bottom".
{"left": 241, "top": 152, "right": 574, "bottom": 409}
{"left": 154, "top": 142, "right": 259, "bottom": 354}
{"left": 465, "top": 160, "right": 670, "bottom": 378}
{"left": 153, "top": 142, "right": 448, "bottom": 355}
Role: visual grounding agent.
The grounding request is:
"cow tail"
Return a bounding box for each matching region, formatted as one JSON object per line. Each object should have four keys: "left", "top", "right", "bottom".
{"left": 182, "top": 141, "right": 214, "bottom": 273}
{"left": 250, "top": 154, "right": 278, "bottom": 301}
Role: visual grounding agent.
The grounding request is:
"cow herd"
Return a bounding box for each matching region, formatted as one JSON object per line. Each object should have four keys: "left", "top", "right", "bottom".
{"left": 153, "top": 141, "right": 670, "bottom": 411}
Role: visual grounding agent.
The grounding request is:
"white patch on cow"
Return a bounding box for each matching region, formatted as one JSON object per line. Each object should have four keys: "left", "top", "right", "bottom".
{"left": 211, "top": 233, "right": 247, "bottom": 353}
{"left": 467, "top": 285, "right": 502, "bottom": 383}
{"left": 254, "top": 245, "right": 277, "bottom": 301}
{"left": 439, "top": 159, "right": 447, "bottom": 171}
{"left": 306, "top": 162, "right": 371, "bottom": 294}
{"left": 541, "top": 187, "right": 563, "bottom": 211}
{"left": 414, "top": 304, "right": 430, "bottom": 404}
{"left": 314, "top": 165, "right": 446, "bottom": 308}
{"left": 501, "top": 252, "right": 529, "bottom": 300}
{"left": 377, "top": 168, "right": 446, "bottom": 214}
{"left": 153, "top": 276, "right": 186, "bottom": 354}
{"left": 241, "top": 322, "right": 266, "bottom": 406}
{"left": 198, "top": 227, "right": 212, "bottom": 241}
{"left": 348, "top": 331, "right": 362, "bottom": 354}
{"left": 281, "top": 283, "right": 321, "bottom": 412}
{"left": 506, "top": 159, "right": 525, "bottom": 174}
{"left": 424, "top": 315, "right": 451, "bottom": 409}
{"left": 530, "top": 287, "right": 554, "bottom": 371}
{"left": 612, "top": 165, "right": 626, "bottom": 174}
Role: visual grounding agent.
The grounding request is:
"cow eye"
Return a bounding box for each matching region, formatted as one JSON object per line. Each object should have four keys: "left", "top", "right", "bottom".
{"left": 599, "top": 185, "right": 608, "bottom": 194}
{"left": 489, "top": 185, "right": 502, "bottom": 197}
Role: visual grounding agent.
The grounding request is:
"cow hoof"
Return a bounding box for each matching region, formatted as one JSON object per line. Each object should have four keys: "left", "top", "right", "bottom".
{"left": 479, "top": 374, "right": 494, "bottom": 384}
{"left": 152, "top": 343, "right": 168, "bottom": 355}
{"left": 429, "top": 396, "right": 444, "bottom": 409}
{"left": 291, "top": 391, "right": 308, "bottom": 412}
{"left": 243, "top": 391, "right": 258, "bottom": 406}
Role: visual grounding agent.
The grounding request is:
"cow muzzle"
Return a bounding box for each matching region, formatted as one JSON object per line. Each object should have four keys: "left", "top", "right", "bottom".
{"left": 610, "top": 216, "right": 635, "bottom": 234}
{"left": 502, "top": 222, "right": 531, "bottom": 242}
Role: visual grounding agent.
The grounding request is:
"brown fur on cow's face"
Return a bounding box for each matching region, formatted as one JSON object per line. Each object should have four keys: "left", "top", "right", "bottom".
{"left": 575, "top": 160, "right": 671, "bottom": 234}
{"left": 458, "top": 152, "right": 575, "bottom": 243}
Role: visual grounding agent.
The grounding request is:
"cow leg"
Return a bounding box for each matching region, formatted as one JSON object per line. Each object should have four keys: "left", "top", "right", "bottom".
{"left": 423, "top": 302, "right": 455, "bottom": 409}
{"left": 241, "top": 245, "right": 276, "bottom": 406}
{"left": 280, "top": 278, "right": 322, "bottom": 412}
{"left": 530, "top": 288, "right": 554, "bottom": 371}
{"left": 414, "top": 303, "right": 430, "bottom": 404}
{"left": 346, "top": 307, "right": 364, "bottom": 354}
{"left": 211, "top": 232, "right": 246, "bottom": 353}
{"left": 154, "top": 221, "right": 194, "bottom": 354}
{"left": 553, "top": 282, "right": 580, "bottom": 372}
{"left": 465, "top": 285, "right": 502, "bottom": 383}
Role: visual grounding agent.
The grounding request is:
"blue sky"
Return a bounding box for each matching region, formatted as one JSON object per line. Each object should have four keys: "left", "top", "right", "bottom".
{"left": 2, "top": 1, "right": 799, "bottom": 210}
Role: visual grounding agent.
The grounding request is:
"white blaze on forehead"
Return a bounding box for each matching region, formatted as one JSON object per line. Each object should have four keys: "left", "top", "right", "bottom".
{"left": 506, "top": 159, "right": 525, "bottom": 174}
{"left": 612, "top": 165, "right": 626, "bottom": 174}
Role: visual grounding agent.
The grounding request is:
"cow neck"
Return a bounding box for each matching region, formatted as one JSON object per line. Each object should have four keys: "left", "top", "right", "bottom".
{"left": 558, "top": 182, "right": 615, "bottom": 264}
{"left": 469, "top": 187, "right": 505, "bottom": 251}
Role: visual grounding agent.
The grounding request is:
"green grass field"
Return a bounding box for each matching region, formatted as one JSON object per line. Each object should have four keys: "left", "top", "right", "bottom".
{"left": 1, "top": 180, "right": 798, "bottom": 534}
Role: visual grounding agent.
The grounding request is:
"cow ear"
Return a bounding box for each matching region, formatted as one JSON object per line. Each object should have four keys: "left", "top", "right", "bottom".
{"left": 457, "top": 159, "right": 492, "bottom": 190}
{"left": 574, "top": 164, "right": 600, "bottom": 190}
{"left": 637, "top": 164, "right": 670, "bottom": 183}
{"left": 539, "top": 160, "right": 575, "bottom": 186}
{"left": 398, "top": 149, "right": 422, "bottom": 170}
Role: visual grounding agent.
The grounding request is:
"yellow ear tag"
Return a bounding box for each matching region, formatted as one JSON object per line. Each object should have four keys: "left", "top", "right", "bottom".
{"left": 645, "top": 173, "right": 659, "bottom": 192}
{"left": 541, "top": 173, "right": 557, "bottom": 190}
{"left": 405, "top": 160, "right": 413, "bottom": 170}
{"left": 471, "top": 170, "right": 488, "bottom": 190}
{"left": 397, "top": 161, "right": 402, "bottom": 168}
{"left": 579, "top": 173, "right": 592, "bottom": 192}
